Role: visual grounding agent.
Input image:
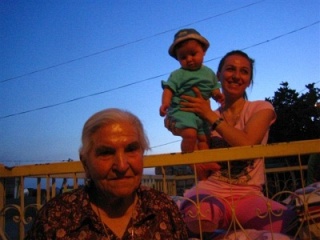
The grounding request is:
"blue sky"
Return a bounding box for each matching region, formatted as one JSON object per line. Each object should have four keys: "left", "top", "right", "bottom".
{"left": 1, "top": 0, "right": 319, "bottom": 168}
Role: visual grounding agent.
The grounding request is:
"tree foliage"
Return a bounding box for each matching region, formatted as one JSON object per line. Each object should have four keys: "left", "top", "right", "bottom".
{"left": 266, "top": 82, "right": 320, "bottom": 143}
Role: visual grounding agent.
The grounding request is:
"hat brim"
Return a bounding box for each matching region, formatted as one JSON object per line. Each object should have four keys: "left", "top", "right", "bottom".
{"left": 168, "top": 34, "right": 209, "bottom": 59}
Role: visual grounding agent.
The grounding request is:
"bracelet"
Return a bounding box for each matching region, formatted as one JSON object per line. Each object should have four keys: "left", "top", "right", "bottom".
{"left": 211, "top": 118, "right": 223, "bottom": 131}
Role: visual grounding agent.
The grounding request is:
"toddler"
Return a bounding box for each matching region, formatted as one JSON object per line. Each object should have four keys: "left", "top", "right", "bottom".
{"left": 160, "top": 28, "right": 224, "bottom": 152}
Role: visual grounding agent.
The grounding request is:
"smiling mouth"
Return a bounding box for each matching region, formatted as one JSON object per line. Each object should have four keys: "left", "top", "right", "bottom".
{"left": 227, "top": 81, "right": 241, "bottom": 86}
{"left": 108, "top": 176, "right": 134, "bottom": 181}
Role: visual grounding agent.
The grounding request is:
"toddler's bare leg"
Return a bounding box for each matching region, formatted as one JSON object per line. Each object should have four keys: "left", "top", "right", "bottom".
{"left": 197, "top": 134, "right": 209, "bottom": 150}
{"left": 176, "top": 127, "right": 197, "bottom": 153}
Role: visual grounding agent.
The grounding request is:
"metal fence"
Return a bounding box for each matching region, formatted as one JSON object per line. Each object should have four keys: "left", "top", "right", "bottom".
{"left": 1, "top": 139, "right": 319, "bottom": 239}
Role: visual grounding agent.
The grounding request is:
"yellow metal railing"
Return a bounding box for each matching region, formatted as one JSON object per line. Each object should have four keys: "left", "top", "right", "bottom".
{"left": 1, "top": 139, "right": 319, "bottom": 239}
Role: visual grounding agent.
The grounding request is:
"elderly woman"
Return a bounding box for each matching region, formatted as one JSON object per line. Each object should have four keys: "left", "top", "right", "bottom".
{"left": 26, "top": 108, "right": 187, "bottom": 239}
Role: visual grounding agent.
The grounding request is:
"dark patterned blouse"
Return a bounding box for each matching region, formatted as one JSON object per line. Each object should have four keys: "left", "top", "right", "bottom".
{"left": 25, "top": 186, "right": 188, "bottom": 240}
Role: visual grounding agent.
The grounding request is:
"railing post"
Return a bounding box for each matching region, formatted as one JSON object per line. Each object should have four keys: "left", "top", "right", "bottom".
{"left": 62, "top": 178, "right": 67, "bottom": 193}
{"left": 36, "top": 178, "right": 42, "bottom": 208}
{"left": 73, "top": 173, "right": 78, "bottom": 189}
{"left": 52, "top": 178, "right": 56, "bottom": 198}
{"left": 19, "top": 177, "right": 25, "bottom": 240}
{"left": 46, "top": 176, "right": 50, "bottom": 202}
{"left": 0, "top": 165, "right": 6, "bottom": 239}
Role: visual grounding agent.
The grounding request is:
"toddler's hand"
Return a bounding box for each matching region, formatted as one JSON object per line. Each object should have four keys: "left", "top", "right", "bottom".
{"left": 214, "top": 93, "right": 225, "bottom": 106}
{"left": 159, "top": 105, "right": 168, "bottom": 117}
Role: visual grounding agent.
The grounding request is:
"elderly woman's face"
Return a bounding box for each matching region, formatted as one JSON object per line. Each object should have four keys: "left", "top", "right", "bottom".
{"left": 83, "top": 121, "right": 144, "bottom": 198}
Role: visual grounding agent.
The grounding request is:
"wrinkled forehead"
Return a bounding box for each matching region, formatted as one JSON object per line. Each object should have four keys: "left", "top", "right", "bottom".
{"left": 94, "top": 122, "right": 139, "bottom": 143}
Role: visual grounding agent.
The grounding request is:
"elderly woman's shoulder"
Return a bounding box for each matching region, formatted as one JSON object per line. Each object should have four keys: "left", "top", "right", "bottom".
{"left": 33, "top": 187, "right": 90, "bottom": 225}
{"left": 40, "top": 187, "right": 88, "bottom": 210}
{"left": 139, "top": 185, "right": 177, "bottom": 205}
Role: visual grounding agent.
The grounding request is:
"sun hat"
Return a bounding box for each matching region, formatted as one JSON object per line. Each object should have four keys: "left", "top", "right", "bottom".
{"left": 168, "top": 28, "right": 210, "bottom": 59}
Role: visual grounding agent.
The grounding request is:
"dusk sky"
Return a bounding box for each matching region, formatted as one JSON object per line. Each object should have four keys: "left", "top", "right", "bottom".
{"left": 1, "top": 0, "right": 319, "bottom": 170}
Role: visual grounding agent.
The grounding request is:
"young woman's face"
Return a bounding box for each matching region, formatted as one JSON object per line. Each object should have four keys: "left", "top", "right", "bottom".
{"left": 218, "top": 55, "right": 252, "bottom": 98}
{"left": 83, "top": 122, "right": 144, "bottom": 198}
{"left": 176, "top": 40, "right": 205, "bottom": 71}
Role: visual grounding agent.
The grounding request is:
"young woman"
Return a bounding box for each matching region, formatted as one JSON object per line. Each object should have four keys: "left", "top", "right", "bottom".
{"left": 167, "top": 50, "right": 296, "bottom": 236}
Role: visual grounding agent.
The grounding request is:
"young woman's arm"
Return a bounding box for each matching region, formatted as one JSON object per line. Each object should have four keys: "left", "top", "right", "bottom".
{"left": 180, "top": 87, "right": 275, "bottom": 147}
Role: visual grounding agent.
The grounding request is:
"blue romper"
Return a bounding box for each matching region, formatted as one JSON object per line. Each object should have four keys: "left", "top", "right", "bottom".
{"left": 162, "top": 65, "right": 220, "bottom": 135}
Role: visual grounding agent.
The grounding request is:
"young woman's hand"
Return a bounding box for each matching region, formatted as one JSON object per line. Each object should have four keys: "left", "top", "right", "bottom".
{"left": 180, "top": 87, "right": 214, "bottom": 121}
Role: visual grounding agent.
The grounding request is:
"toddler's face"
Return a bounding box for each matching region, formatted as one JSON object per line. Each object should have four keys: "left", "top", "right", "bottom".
{"left": 176, "top": 40, "right": 205, "bottom": 71}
